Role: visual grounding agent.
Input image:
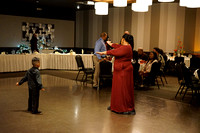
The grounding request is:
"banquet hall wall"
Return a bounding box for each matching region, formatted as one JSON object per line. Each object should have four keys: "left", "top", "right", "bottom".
{"left": 0, "top": 14, "right": 74, "bottom": 48}
{"left": 76, "top": 3, "right": 200, "bottom": 53}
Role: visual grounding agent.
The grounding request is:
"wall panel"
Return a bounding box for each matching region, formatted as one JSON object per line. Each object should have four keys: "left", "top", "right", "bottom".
{"left": 194, "top": 9, "right": 200, "bottom": 52}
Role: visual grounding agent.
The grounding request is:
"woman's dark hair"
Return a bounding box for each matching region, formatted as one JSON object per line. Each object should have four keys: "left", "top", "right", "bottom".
{"left": 153, "top": 47, "right": 160, "bottom": 53}
{"left": 159, "top": 49, "right": 164, "bottom": 55}
{"left": 149, "top": 51, "right": 158, "bottom": 61}
{"left": 122, "top": 34, "right": 134, "bottom": 49}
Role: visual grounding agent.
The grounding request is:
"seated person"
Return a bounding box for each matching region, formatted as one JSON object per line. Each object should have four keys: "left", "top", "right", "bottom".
{"left": 139, "top": 51, "right": 158, "bottom": 85}
{"left": 159, "top": 49, "right": 168, "bottom": 63}
{"left": 138, "top": 48, "right": 148, "bottom": 61}
{"left": 153, "top": 47, "right": 165, "bottom": 71}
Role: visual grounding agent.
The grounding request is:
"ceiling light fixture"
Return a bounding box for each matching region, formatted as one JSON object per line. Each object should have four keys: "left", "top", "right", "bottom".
{"left": 158, "top": 0, "right": 175, "bottom": 2}
{"left": 179, "top": 0, "right": 187, "bottom": 7}
{"left": 147, "top": 0, "right": 153, "bottom": 6}
{"left": 132, "top": 0, "right": 149, "bottom": 12}
{"left": 186, "top": 0, "right": 200, "bottom": 8}
{"left": 132, "top": 3, "right": 148, "bottom": 12}
{"left": 95, "top": 2, "right": 108, "bottom": 15}
{"left": 113, "top": 0, "right": 127, "bottom": 7}
{"left": 77, "top": 5, "right": 80, "bottom": 9}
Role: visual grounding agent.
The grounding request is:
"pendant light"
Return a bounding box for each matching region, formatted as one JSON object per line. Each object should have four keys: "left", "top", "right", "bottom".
{"left": 113, "top": 0, "right": 127, "bottom": 7}
{"left": 95, "top": 2, "right": 109, "bottom": 15}
{"left": 179, "top": 0, "right": 187, "bottom": 7}
{"left": 132, "top": 2, "right": 149, "bottom": 12}
{"left": 186, "top": 0, "right": 200, "bottom": 8}
{"left": 158, "top": 0, "right": 175, "bottom": 2}
{"left": 147, "top": 0, "right": 153, "bottom": 6}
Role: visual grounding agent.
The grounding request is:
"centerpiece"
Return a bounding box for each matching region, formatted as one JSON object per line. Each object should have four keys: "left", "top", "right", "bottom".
{"left": 174, "top": 37, "right": 185, "bottom": 56}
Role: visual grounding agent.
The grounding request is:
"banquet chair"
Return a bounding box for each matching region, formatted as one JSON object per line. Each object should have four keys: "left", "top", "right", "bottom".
{"left": 175, "top": 57, "right": 184, "bottom": 64}
{"left": 152, "top": 62, "right": 161, "bottom": 89}
{"left": 181, "top": 64, "right": 200, "bottom": 101}
{"left": 98, "top": 60, "right": 113, "bottom": 89}
{"left": 156, "top": 62, "right": 165, "bottom": 86}
{"left": 143, "top": 62, "right": 160, "bottom": 89}
{"left": 175, "top": 63, "right": 186, "bottom": 98}
{"left": 158, "top": 65, "right": 168, "bottom": 86}
{"left": 133, "top": 62, "right": 140, "bottom": 88}
{"left": 190, "top": 57, "right": 200, "bottom": 71}
{"left": 75, "top": 55, "right": 94, "bottom": 84}
{"left": 166, "top": 60, "right": 176, "bottom": 74}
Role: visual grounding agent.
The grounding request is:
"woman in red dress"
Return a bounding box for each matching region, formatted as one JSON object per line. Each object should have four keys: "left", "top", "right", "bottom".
{"left": 97, "top": 34, "right": 135, "bottom": 115}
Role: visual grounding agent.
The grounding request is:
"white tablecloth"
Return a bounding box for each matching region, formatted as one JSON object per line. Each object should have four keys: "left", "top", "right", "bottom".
{"left": 167, "top": 56, "right": 190, "bottom": 68}
{"left": 0, "top": 54, "right": 94, "bottom": 72}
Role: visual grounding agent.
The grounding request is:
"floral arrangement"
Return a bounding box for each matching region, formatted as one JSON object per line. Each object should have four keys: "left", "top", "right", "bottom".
{"left": 174, "top": 37, "right": 185, "bottom": 56}
{"left": 16, "top": 44, "right": 30, "bottom": 54}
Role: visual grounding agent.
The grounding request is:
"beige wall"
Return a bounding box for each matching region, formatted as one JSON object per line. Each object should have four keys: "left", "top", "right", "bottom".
{"left": 194, "top": 9, "right": 200, "bottom": 53}
{"left": 0, "top": 15, "right": 75, "bottom": 48}
{"left": 76, "top": 3, "right": 200, "bottom": 53}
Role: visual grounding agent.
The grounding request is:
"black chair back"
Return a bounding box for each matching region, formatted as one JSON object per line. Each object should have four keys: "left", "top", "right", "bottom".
{"left": 163, "top": 54, "right": 168, "bottom": 63}
{"left": 99, "top": 60, "right": 112, "bottom": 76}
{"left": 175, "top": 57, "right": 184, "bottom": 64}
{"left": 175, "top": 63, "right": 184, "bottom": 81}
{"left": 75, "top": 55, "right": 85, "bottom": 70}
{"left": 143, "top": 61, "right": 160, "bottom": 87}
{"left": 181, "top": 63, "right": 193, "bottom": 86}
{"left": 150, "top": 62, "right": 160, "bottom": 78}
{"left": 190, "top": 57, "right": 200, "bottom": 71}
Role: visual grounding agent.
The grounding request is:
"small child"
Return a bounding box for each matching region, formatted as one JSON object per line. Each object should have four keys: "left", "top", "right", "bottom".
{"left": 16, "top": 57, "right": 45, "bottom": 114}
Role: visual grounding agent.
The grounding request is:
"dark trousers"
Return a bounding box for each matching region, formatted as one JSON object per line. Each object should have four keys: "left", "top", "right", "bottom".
{"left": 28, "top": 88, "right": 40, "bottom": 113}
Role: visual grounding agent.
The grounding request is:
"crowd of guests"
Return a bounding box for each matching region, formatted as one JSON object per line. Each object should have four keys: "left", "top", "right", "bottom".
{"left": 135, "top": 47, "right": 168, "bottom": 86}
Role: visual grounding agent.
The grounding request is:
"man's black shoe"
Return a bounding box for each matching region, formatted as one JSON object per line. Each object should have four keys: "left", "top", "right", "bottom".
{"left": 32, "top": 111, "right": 42, "bottom": 114}
{"left": 107, "top": 106, "right": 111, "bottom": 110}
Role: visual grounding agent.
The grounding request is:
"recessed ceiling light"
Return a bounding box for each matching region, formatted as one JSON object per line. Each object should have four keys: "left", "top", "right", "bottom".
{"left": 77, "top": 5, "right": 80, "bottom": 9}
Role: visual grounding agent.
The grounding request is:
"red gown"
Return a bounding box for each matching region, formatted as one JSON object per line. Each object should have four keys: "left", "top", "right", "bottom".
{"left": 107, "top": 44, "right": 134, "bottom": 113}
